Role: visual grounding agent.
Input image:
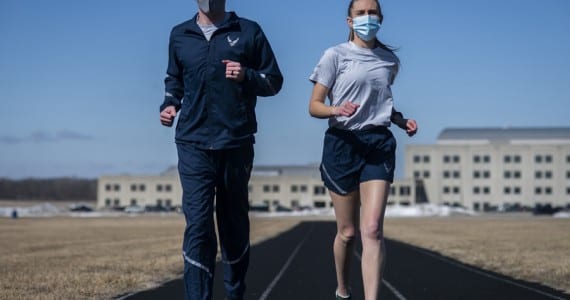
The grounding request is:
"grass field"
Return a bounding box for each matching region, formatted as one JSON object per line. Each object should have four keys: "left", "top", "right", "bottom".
{"left": 0, "top": 214, "right": 568, "bottom": 299}
{"left": 384, "top": 216, "right": 570, "bottom": 294}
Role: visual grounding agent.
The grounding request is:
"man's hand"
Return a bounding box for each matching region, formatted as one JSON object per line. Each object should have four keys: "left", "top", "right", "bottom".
{"left": 406, "top": 119, "right": 418, "bottom": 137}
{"left": 222, "top": 60, "right": 245, "bottom": 82}
{"left": 160, "top": 106, "right": 177, "bottom": 127}
{"left": 332, "top": 101, "right": 360, "bottom": 117}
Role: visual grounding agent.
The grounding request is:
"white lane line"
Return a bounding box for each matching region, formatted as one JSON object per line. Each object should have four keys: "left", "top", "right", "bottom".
{"left": 396, "top": 241, "right": 567, "bottom": 300}
{"left": 354, "top": 251, "right": 407, "bottom": 300}
{"left": 259, "top": 225, "right": 314, "bottom": 300}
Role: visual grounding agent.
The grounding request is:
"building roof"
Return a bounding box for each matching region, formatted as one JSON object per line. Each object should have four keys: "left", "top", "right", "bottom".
{"left": 155, "top": 164, "right": 321, "bottom": 178}
{"left": 437, "top": 127, "right": 570, "bottom": 144}
{"left": 252, "top": 164, "right": 320, "bottom": 178}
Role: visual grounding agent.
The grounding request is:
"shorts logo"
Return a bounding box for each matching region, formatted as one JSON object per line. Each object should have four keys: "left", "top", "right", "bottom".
{"left": 384, "top": 161, "right": 393, "bottom": 173}
{"left": 227, "top": 36, "right": 240, "bottom": 47}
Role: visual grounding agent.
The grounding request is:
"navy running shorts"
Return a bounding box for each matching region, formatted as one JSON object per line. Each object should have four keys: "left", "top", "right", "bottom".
{"left": 320, "top": 126, "right": 396, "bottom": 195}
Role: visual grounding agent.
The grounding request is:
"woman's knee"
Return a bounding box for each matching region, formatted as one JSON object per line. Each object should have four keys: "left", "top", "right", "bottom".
{"left": 361, "top": 221, "right": 384, "bottom": 241}
{"left": 337, "top": 225, "right": 357, "bottom": 244}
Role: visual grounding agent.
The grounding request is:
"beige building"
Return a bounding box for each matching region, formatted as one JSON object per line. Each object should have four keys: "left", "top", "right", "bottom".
{"left": 97, "top": 165, "right": 424, "bottom": 211}
{"left": 406, "top": 128, "right": 570, "bottom": 211}
{"left": 97, "top": 167, "right": 182, "bottom": 210}
{"left": 248, "top": 165, "right": 423, "bottom": 211}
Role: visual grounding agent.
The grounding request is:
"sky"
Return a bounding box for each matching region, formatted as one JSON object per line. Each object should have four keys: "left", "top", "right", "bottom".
{"left": 1, "top": 0, "right": 569, "bottom": 179}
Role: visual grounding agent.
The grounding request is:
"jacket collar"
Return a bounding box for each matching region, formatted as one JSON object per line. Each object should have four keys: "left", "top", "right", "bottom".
{"left": 185, "top": 11, "right": 240, "bottom": 35}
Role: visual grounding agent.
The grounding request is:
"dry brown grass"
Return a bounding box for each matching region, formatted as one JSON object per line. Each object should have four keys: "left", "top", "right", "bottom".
{"left": 0, "top": 215, "right": 568, "bottom": 299}
{"left": 0, "top": 215, "right": 300, "bottom": 300}
{"left": 384, "top": 216, "right": 570, "bottom": 293}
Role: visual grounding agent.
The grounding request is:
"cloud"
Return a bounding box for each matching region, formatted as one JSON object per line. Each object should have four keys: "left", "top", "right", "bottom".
{"left": 0, "top": 130, "right": 94, "bottom": 144}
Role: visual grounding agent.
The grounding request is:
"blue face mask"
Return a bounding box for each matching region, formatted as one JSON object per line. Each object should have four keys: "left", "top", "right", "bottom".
{"left": 197, "top": 0, "right": 224, "bottom": 14}
{"left": 352, "top": 15, "right": 381, "bottom": 41}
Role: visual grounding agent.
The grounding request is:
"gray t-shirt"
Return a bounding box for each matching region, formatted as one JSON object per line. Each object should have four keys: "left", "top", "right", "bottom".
{"left": 309, "top": 41, "right": 400, "bottom": 130}
{"left": 197, "top": 13, "right": 230, "bottom": 41}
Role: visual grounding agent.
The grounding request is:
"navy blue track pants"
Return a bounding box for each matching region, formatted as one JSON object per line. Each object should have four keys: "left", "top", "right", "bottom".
{"left": 177, "top": 143, "right": 253, "bottom": 300}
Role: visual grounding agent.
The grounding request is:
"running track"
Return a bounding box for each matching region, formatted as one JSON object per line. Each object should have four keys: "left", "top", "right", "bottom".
{"left": 122, "top": 221, "right": 569, "bottom": 300}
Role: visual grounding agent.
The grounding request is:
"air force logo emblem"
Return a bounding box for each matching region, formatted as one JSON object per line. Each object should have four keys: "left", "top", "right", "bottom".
{"left": 227, "top": 36, "right": 240, "bottom": 47}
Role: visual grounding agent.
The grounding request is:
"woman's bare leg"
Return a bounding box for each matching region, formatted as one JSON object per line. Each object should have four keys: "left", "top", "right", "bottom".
{"left": 330, "top": 190, "right": 360, "bottom": 297}
{"left": 359, "top": 180, "right": 390, "bottom": 300}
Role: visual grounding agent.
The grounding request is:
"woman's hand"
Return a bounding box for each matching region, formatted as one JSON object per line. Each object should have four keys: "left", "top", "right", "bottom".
{"left": 406, "top": 119, "right": 418, "bottom": 136}
{"left": 332, "top": 101, "right": 360, "bottom": 117}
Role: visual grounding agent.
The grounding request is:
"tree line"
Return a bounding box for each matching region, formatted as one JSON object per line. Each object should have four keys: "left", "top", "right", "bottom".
{"left": 0, "top": 178, "right": 97, "bottom": 201}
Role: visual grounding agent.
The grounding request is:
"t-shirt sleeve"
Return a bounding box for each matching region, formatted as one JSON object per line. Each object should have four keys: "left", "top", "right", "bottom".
{"left": 389, "top": 56, "right": 400, "bottom": 85}
{"left": 309, "top": 48, "right": 337, "bottom": 89}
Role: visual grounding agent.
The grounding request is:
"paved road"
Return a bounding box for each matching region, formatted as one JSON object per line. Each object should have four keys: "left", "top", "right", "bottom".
{"left": 123, "top": 221, "right": 569, "bottom": 300}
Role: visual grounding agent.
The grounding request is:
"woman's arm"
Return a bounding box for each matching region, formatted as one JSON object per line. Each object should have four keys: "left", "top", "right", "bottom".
{"left": 309, "top": 83, "right": 359, "bottom": 119}
{"left": 391, "top": 107, "right": 418, "bottom": 137}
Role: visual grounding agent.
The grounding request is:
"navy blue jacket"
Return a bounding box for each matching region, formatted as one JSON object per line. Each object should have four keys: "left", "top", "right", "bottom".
{"left": 161, "top": 12, "right": 283, "bottom": 149}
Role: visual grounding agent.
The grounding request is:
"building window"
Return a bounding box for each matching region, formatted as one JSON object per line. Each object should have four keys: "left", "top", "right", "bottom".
{"left": 504, "top": 171, "right": 511, "bottom": 179}
{"left": 473, "top": 202, "right": 481, "bottom": 211}
{"left": 114, "top": 199, "right": 120, "bottom": 206}
{"left": 423, "top": 171, "right": 430, "bottom": 178}
{"left": 423, "top": 155, "right": 430, "bottom": 163}
{"left": 105, "top": 184, "right": 112, "bottom": 191}
{"left": 443, "top": 171, "right": 450, "bottom": 179}
{"left": 165, "top": 184, "right": 172, "bottom": 192}
{"left": 443, "top": 155, "right": 450, "bottom": 163}
{"left": 535, "top": 171, "right": 542, "bottom": 179}
{"left": 483, "top": 187, "right": 490, "bottom": 194}
{"left": 514, "top": 171, "right": 521, "bottom": 179}
{"left": 165, "top": 199, "right": 172, "bottom": 207}
{"left": 130, "top": 184, "right": 137, "bottom": 192}
{"left": 390, "top": 186, "right": 396, "bottom": 195}
{"left": 314, "top": 186, "right": 326, "bottom": 195}
{"left": 413, "top": 155, "right": 421, "bottom": 163}
{"left": 114, "top": 184, "right": 120, "bottom": 191}
{"left": 473, "top": 155, "right": 481, "bottom": 163}
{"left": 504, "top": 155, "right": 511, "bottom": 163}
{"left": 567, "top": 155, "right": 570, "bottom": 163}
{"left": 453, "top": 187, "right": 460, "bottom": 194}
{"left": 567, "top": 187, "right": 570, "bottom": 195}
{"left": 483, "top": 171, "right": 491, "bottom": 179}
{"left": 414, "top": 171, "right": 421, "bottom": 179}
{"left": 514, "top": 155, "right": 521, "bottom": 163}
{"left": 545, "top": 171, "right": 553, "bottom": 179}
{"left": 567, "top": 171, "right": 570, "bottom": 179}
{"left": 139, "top": 184, "right": 146, "bottom": 192}
{"left": 157, "top": 184, "right": 163, "bottom": 192}
{"left": 400, "top": 186, "right": 411, "bottom": 196}
{"left": 504, "top": 187, "right": 511, "bottom": 195}
{"left": 272, "top": 185, "right": 280, "bottom": 193}
{"left": 443, "top": 186, "right": 450, "bottom": 194}
{"left": 545, "top": 155, "right": 552, "bottom": 163}
{"left": 535, "top": 155, "right": 542, "bottom": 163}
{"left": 291, "top": 185, "right": 298, "bottom": 193}
{"left": 314, "top": 201, "right": 326, "bottom": 208}
{"left": 105, "top": 198, "right": 111, "bottom": 206}
{"left": 473, "top": 171, "right": 481, "bottom": 179}
{"left": 300, "top": 185, "right": 308, "bottom": 193}
{"left": 545, "top": 187, "right": 552, "bottom": 195}
{"left": 473, "top": 187, "right": 480, "bottom": 194}
{"left": 291, "top": 200, "right": 300, "bottom": 208}
{"left": 453, "top": 171, "right": 460, "bottom": 179}
{"left": 514, "top": 187, "right": 521, "bottom": 194}
{"left": 535, "top": 187, "right": 542, "bottom": 195}
{"left": 263, "top": 185, "right": 271, "bottom": 193}
{"left": 453, "top": 155, "right": 460, "bottom": 163}
{"left": 157, "top": 199, "right": 163, "bottom": 207}
{"left": 483, "top": 155, "right": 491, "bottom": 163}
{"left": 130, "top": 199, "right": 137, "bottom": 206}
